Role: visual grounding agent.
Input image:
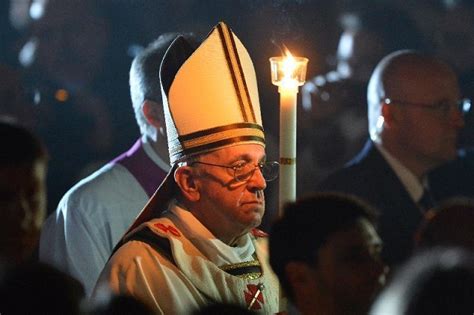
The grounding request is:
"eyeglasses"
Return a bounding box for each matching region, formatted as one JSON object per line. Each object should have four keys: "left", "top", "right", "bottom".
{"left": 190, "top": 160, "right": 279, "bottom": 182}
{"left": 383, "top": 98, "right": 472, "bottom": 115}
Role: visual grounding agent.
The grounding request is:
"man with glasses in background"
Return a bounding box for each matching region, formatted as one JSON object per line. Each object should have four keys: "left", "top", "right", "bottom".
{"left": 317, "top": 50, "right": 473, "bottom": 266}
{"left": 92, "top": 23, "right": 284, "bottom": 314}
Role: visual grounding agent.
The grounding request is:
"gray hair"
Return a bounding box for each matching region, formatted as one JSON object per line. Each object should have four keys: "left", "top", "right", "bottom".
{"left": 129, "top": 33, "right": 182, "bottom": 139}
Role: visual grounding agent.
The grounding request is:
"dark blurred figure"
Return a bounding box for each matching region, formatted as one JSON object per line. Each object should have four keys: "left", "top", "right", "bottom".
{"left": 85, "top": 292, "right": 153, "bottom": 315}
{"left": 428, "top": 147, "right": 474, "bottom": 200}
{"left": 415, "top": 197, "right": 474, "bottom": 251}
{"left": 269, "top": 192, "right": 387, "bottom": 315}
{"left": 370, "top": 247, "right": 474, "bottom": 315}
{"left": 432, "top": 1, "right": 474, "bottom": 147}
{"left": 1, "top": 2, "right": 36, "bottom": 129}
{"left": 0, "top": 119, "right": 47, "bottom": 264}
{"left": 1, "top": 1, "right": 27, "bottom": 66}
{"left": 192, "top": 302, "right": 256, "bottom": 315}
{"left": 0, "top": 262, "right": 84, "bottom": 315}
{"left": 299, "top": 5, "right": 425, "bottom": 194}
{"left": 18, "top": 0, "right": 119, "bottom": 210}
{"left": 0, "top": 64, "right": 35, "bottom": 128}
{"left": 318, "top": 51, "right": 472, "bottom": 266}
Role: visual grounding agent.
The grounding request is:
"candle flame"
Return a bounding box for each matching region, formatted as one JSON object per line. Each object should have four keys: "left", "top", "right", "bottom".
{"left": 283, "top": 51, "right": 296, "bottom": 76}
{"left": 269, "top": 48, "right": 308, "bottom": 88}
{"left": 281, "top": 50, "right": 298, "bottom": 89}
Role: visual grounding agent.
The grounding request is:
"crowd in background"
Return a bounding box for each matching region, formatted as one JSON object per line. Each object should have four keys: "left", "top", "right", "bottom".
{"left": 2, "top": 0, "right": 474, "bottom": 213}
{"left": 1, "top": 0, "right": 474, "bottom": 314}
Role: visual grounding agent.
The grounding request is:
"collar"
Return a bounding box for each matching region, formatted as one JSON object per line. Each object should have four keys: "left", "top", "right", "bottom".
{"left": 142, "top": 136, "right": 171, "bottom": 172}
{"left": 168, "top": 202, "right": 256, "bottom": 265}
{"left": 375, "top": 143, "right": 426, "bottom": 202}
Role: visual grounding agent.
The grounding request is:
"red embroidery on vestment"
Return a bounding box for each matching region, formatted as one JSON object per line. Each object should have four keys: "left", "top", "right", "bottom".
{"left": 154, "top": 223, "right": 181, "bottom": 237}
{"left": 244, "top": 284, "right": 265, "bottom": 310}
{"left": 251, "top": 228, "right": 268, "bottom": 238}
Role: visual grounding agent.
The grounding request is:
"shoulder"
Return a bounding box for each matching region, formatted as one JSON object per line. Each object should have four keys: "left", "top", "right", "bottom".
{"left": 317, "top": 165, "right": 388, "bottom": 200}
{"left": 251, "top": 228, "right": 268, "bottom": 238}
{"left": 317, "top": 142, "right": 389, "bottom": 189}
{"left": 429, "top": 148, "right": 474, "bottom": 198}
{"left": 57, "top": 162, "right": 147, "bottom": 216}
{"left": 250, "top": 229, "right": 269, "bottom": 251}
{"left": 120, "top": 219, "right": 181, "bottom": 262}
{"left": 317, "top": 161, "right": 368, "bottom": 192}
{"left": 99, "top": 238, "right": 176, "bottom": 297}
{"left": 66, "top": 162, "right": 135, "bottom": 197}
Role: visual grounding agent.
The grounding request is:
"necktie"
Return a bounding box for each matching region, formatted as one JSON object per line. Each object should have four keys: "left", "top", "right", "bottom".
{"left": 418, "top": 188, "right": 436, "bottom": 212}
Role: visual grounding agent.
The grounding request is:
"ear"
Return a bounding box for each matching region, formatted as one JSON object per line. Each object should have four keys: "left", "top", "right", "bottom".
{"left": 381, "top": 102, "right": 397, "bottom": 128}
{"left": 143, "top": 100, "right": 165, "bottom": 130}
{"left": 174, "top": 165, "right": 200, "bottom": 202}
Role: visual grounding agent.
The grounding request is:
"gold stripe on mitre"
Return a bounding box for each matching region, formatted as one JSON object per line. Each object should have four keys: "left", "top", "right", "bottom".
{"left": 170, "top": 122, "right": 265, "bottom": 159}
{"left": 216, "top": 22, "right": 256, "bottom": 123}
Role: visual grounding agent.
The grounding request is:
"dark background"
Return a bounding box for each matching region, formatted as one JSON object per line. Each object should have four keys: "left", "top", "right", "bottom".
{"left": 1, "top": 0, "right": 473, "bottom": 217}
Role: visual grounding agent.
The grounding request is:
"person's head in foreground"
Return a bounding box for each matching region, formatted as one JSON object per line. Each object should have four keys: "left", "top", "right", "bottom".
{"left": 0, "top": 119, "right": 48, "bottom": 263}
{"left": 370, "top": 247, "right": 474, "bottom": 315}
{"left": 368, "top": 50, "right": 469, "bottom": 179}
{"left": 415, "top": 197, "right": 474, "bottom": 251}
{"left": 269, "top": 192, "right": 387, "bottom": 315}
{"left": 0, "top": 261, "right": 84, "bottom": 314}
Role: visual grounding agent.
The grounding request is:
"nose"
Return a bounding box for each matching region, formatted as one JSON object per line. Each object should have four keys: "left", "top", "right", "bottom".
{"left": 18, "top": 196, "right": 35, "bottom": 232}
{"left": 247, "top": 166, "right": 267, "bottom": 191}
{"left": 371, "top": 257, "right": 388, "bottom": 286}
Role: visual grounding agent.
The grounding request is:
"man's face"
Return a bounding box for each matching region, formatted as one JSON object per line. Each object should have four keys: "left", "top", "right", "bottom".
{"left": 313, "top": 218, "right": 386, "bottom": 314}
{"left": 192, "top": 144, "right": 267, "bottom": 241}
{"left": 0, "top": 160, "right": 47, "bottom": 262}
{"left": 390, "top": 65, "right": 464, "bottom": 168}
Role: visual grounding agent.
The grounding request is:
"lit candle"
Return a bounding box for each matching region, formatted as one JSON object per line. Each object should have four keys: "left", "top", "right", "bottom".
{"left": 270, "top": 51, "right": 308, "bottom": 214}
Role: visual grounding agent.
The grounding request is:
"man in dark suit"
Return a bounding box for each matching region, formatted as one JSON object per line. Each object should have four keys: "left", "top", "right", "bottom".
{"left": 317, "top": 50, "right": 472, "bottom": 266}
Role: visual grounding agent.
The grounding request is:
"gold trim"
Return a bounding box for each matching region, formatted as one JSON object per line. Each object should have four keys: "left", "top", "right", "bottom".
{"left": 220, "top": 259, "right": 261, "bottom": 271}
{"left": 237, "top": 272, "right": 262, "bottom": 280}
{"left": 218, "top": 23, "right": 255, "bottom": 123}
{"left": 170, "top": 128, "right": 264, "bottom": 155}
{"left": 280, "top": 157, "right": 296, "bottom": 165}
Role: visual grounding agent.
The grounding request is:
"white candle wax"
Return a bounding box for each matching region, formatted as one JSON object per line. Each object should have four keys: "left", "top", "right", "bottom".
{"left": 269, "top": 53, "right": 308, "bottom": 216}
{"left": 279, "top": 85, "right": 297, "bottom": 210}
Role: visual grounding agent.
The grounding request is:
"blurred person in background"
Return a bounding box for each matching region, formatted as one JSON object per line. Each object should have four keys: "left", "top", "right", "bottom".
{"left": 18, "top": 0, "right": 118, "bottom": 209}
{"left": 40, "top": 34, "right": 174, "bottom": 296}
{"left": 0, "top": 64, "right": 35, "bottom": 128}
{"left": 317, "top": 50, "right": 471, "bottom": 266}
{"left": 415, "top": 197, "right": 474, "bottom": 251}
{"left": 370, "top": 247, "right": 474, "bottom": 315}
{"left": 432, "top": 0, "right": 474, "bottom": 147}
{"left": 0, "top": 119, "right": 47, "bottom": 264}
{"left": 0, "top": 262, "right": 85, "bottom": 315}
{"left": 299, "top": 5, "right": 426, "bottom": 194}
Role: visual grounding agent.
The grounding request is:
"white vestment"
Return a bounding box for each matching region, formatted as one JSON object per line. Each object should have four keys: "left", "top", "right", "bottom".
{"left": 39, "top": 140, "right": 169, "bottom": 295}
{"left": 93, "top": 204, "right": 284, "bottom": 314}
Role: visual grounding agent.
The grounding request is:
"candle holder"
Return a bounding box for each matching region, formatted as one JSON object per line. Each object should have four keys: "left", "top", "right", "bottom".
{"left": 269, "top": 52, "right": 308, "bottom": 214}
{"left": 270, "top": 55, "right": 308, "bottom": 90}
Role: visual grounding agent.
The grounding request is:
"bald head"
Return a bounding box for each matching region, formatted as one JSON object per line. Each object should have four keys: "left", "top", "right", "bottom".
{"left": 367, "top": 50, "right": 465, "bottom": 178}
{"left": 368, "top": 50, "right": 459, "bottom": 140}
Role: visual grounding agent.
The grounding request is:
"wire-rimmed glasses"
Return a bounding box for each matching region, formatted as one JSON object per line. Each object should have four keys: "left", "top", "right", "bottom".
{"left": 383, "top": 98, "right": 471, "bottom": 115}
{"left": 191, "top": 160, "right": 279, "bottom": 182}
